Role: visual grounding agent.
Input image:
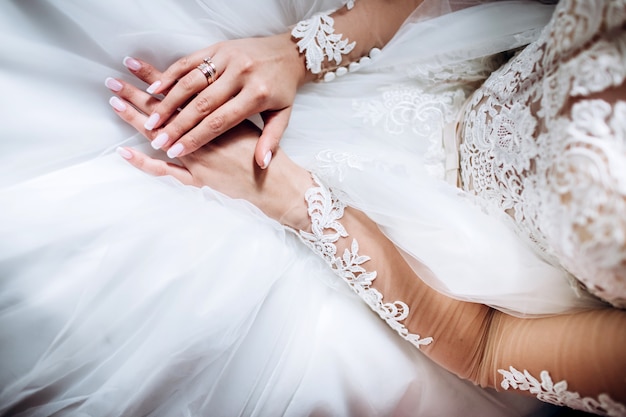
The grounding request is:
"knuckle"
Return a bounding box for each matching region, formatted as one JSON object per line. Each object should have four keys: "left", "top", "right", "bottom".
{"left": 153, "top": 164, "right": 168, "bottom": 177}
{"left": 133, "top": 155, "right": 146, "bottom": 169}
{"left": 252, "top": 84, "right": 270, "bottom": 103}
{"left": 168, "top": 123, "right": 186, "bottom": 138}
{"left": 142, "top": 66, "right": 155, "bottom": 78}
{"left": 194, "top": 96, "right": 212, "bottom": 114}
{"left": 178, "top": 74, "right": 195, "bottom": 92}
{"left": 239, "top": 58, "right": 255, "bottom": 75}
{"left": 185, "top": 134, "right": 205, "bottom": 150}
{"left": 178, "top": 56, "right": 192, "bottom": 69}
{"left": 208, "top": 114, "right": 226, "bottom": 133}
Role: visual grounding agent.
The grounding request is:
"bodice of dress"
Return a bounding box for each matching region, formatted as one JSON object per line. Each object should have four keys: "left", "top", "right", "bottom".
{"left": 458, "top": 0, "right": 626, "bottom": 308}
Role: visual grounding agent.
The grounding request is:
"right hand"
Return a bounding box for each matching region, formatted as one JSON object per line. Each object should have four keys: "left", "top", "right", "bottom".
{"left": 123, "top": 32, "right": 311, "bottom": 169}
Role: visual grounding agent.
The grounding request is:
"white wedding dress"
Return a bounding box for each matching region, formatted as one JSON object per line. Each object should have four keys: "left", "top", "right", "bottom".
{"left": 0, "top": 1, "right": 612, "bottom": 416}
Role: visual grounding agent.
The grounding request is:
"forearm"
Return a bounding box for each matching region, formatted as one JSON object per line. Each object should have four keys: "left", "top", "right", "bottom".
{"left": 333, "top": 205, "right": 495, "bottom": 374}
{"left": 329, "top": 0, "right": 422, "bottom": 64}
{"left": 290, "top": 0, "right": 422, "bottom": 82}
{"left": 480, "top": 308, "right": 626, "bottom": 403}
{"left": 284, "top": 174, "right": 626, "bottom": 409}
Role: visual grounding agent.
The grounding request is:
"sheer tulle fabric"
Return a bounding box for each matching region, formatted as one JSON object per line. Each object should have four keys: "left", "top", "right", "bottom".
{"left": 0, "top": 0, "right": 582, "bottom": 415}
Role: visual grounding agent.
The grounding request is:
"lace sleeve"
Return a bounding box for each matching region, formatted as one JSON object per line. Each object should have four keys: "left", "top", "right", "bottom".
{"left": 290, "top": 0, "right": 421, "bottom": 80}
{"left": 287, "top": 173, "right": 626, "bottom": 416}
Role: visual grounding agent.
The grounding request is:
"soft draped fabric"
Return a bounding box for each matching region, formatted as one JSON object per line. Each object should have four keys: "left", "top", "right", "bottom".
{"left": 0, "top": 1, "right": 585, "bottom": 415}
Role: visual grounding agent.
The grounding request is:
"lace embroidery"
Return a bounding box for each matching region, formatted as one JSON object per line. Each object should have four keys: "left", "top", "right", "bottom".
{"left": 295, "top": 175, "right": 433, "bottom": 349}
{"left": 459, "top": 0, "right": 626, "bottom": 307}
{"left": 354, "top": 86, "right": 465, "bottom": 179}
{"left": 351, "top": 55, "right": 506, "bottom": 180}
{"left": 498, "top": 367, "right": 626, "bottom": 417}
{"left": 314, "top": 149, "right": 367, "bottom": 182}
{"left": 291, "top": 6, "right": 383, "bottom": 82}
{"left": 291, "top": 12, "right": 355, "bottom": 75}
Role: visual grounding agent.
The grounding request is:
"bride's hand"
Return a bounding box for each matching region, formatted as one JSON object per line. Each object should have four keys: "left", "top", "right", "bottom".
{"left": 122, "top": 33, "right": 310, "bottom": 169}
{"left": 106, "top": 77, "right": 311, "bottom": 231}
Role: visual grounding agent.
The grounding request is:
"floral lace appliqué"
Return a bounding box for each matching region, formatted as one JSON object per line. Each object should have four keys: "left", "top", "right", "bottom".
{"left": 291, "top": 13, "right": 355, "bottom": 75}
{"left": 459, "top": 0, "right": 626, "bottom": 307}
{"left": 498, "top": 367, "right": 626, "bottom": 417}
{"left": 295, "top": 175, "right": 433, "bottom": 349}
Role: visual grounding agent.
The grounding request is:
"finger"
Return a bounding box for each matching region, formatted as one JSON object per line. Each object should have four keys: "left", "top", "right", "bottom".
{"left": 108, "top": 95, "right": 160, "bottom": 142}
{"left": 116, "top": 146, "right": 194, "bottom": 185}
{"left": 256, "top": 108, "right": 291, "bottom": 169}
{"left": 122, "top": 56, "right": 164, "bottom": 89}
{"left": 108, "top": 94, "right": 183, "bottom": 153}
{"left": 143, "top": 64, "right": 218, "bottom": 132}
{"left": 163, "top": 91, "right": 260, "bottom": 158}
{"left": 150, "top": 71, "right": 243, "bottom": 152}
{"left": 105, "top": 77, "right": 160, "bottom": 115}
{"left": 155, "top": 49, "right": 219, "bottom": 95}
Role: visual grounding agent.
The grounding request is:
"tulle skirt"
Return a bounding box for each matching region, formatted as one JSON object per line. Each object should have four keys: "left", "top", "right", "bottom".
{"left": 0, "top": 0, "right": 598, "bottom": 415}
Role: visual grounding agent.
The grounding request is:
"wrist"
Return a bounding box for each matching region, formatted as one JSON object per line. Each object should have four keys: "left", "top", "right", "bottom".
{"left": 266, "top": 149, "right": 312, "bottom": 230}
{"left": 275, "top": 32, "right": 315, "bottom": 87}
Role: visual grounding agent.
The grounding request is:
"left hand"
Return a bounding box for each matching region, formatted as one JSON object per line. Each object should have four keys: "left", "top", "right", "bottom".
{"left": 106, "top": 76, "right": 312, "bottom": 230}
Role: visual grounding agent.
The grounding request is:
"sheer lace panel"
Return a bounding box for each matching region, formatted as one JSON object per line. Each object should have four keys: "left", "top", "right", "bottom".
{"left": 459, "top": 0, "right": 626, "bottom": 307}
{"left": 293, "top": 174, "right": 434, "bottom": 349}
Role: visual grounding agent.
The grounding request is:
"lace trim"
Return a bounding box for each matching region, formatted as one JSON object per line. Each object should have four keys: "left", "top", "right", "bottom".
{"left": 291, "top": 4, "right": 382, "bottom": 82}
{"left": 295, "top": 174, "right": 433, "bottom": 349}
{"left": 291, "top": 12, "right": 356, "bottom": 76}
{"left": 498, "top": 367, "right": 626, "bottom": 417}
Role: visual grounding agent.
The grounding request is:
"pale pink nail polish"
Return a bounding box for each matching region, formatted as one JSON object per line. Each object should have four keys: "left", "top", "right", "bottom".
{"left": 105, "top": 77, "right": 123, "bottom": 92}
{"left": 262, "top": 151, "right": 273, "bottom": 169}
{"left": 167, "top": 143, "right": 184, "bottom": 159}
{"left": 146, "top": 80, "right": 162, "bottom": 94}
{"left": 144, "top": 113, "right": 160, "bottom": 131}
{"left": 123, "top": 56, "right": 142, "bottom": 71}
{"left": 116, "top": 147, "right": 132, "bottom": 160}
{"left": 109, "top": 96, "right": 126, "bottom": 111}
{"left": 151, "top": 132, "right": 169, "bottom": 150}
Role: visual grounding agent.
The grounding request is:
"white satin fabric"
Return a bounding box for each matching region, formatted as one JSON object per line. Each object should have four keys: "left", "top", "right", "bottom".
{"left": 0, "top": 0, "right": 592, "bottom": 415}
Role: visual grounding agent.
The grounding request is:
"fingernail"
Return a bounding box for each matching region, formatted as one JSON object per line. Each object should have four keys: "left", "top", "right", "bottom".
{"left": 109, "top": 96, "right": 126, "bottom": 111}
{"left": 144, "top": 113, "right": 160, "bottom": 130}
{"left": 167, "top": 143, "right": 184, "bottom": 159}
{"left": 151, "top": 132, "right": 169, "bottom": 150}
{"left": 146, "top": 80, "right": 162, "bottom": 94}
{"left": 123, "top": 56, "right": 142, "bottom": 71}
{"left": 105, "top": 77, "right": 123, "bottom": 92}
{"left": 262, "top": 151, "right": 272, "bottom": 169}
{"left": 116, "top": 147, "right": 132, "bottom": 160}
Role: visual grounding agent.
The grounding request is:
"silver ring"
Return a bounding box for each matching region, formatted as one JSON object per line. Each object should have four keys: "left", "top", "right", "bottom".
{"left": 196, "top": 57, "right": 217, "bottom": 85}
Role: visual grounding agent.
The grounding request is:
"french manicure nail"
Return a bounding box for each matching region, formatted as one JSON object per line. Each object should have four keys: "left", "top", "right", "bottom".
{"left": 151, "top": 132, "right": 169, "bottom": 150}
{"left": 146, "top": 80, "right": 162, "bottom": 94}
{"left": 123, "top": 56, "right": 142, "bottom": 71}
{"left": 167, "top": 143, "right": 184, "bottom": 159}
{"left": 116, "top": 147, "right": 132, "bottom": 160}
{"left": 109, "top": 96, "right": 126, "bottom": 111}
{"left": 105, "top": 77, "right": 123, "bottom": 92}
{"left": 144, "top": 113, "right": 160, "bottom": 130}
{"left": 262, "top": 151, "right": 273, "bottom": 169}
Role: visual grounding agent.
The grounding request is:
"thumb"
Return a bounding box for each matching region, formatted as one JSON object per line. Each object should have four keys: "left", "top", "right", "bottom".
{"left": 256, "top": 108, "right": 291, "bottom": 169}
